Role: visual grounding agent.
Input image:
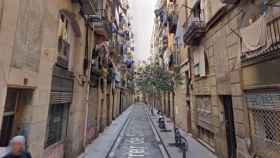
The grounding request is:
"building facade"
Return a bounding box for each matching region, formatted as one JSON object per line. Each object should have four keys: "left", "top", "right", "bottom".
{"left": 0, "top": 0, "right": 135, "bottom": 157}
{"left": 152, "top": 0, "right": 280, "bottom": 158}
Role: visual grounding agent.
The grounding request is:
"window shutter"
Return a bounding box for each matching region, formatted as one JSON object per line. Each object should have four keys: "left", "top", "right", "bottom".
{"left": 200, "top": 49, "right": 206, "bottom": 77}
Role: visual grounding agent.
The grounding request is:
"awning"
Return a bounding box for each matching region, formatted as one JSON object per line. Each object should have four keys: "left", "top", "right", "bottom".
{"left": 59, "top": 9, "right": 81, "bottom": 37}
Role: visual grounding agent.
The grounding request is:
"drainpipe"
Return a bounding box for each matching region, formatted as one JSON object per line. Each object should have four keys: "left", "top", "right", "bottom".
{"left": 83, "top": 18, "right": 91, "bottom": 150}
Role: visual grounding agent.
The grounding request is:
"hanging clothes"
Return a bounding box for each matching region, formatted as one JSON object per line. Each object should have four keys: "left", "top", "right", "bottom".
{"left": 175, "top": 16, "right": 184, "bottom": 47}
{"left": 240, "top": 15, "right": 267, "bottom": 52}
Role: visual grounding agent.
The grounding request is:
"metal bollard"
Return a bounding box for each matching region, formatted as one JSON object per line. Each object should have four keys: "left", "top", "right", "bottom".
{"left": 175, "top": 128, "right": 181, "bottom": 146}
{"left": 151, "top": 108, "right": 154, "bottom": 115}
{"left": 158, "top": 117, "right": 166, "bottom": 129}
{"left": 180, "top": 137, "right": 188, "bottom": 158}
{"left": 182, "top": 142, "right": 187, "bottom": 158}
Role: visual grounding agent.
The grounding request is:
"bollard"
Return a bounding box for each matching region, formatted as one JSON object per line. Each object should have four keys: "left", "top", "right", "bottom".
{"left": 151, "top": 108, "right": 154, "bottom": 115}
{"left": 158, "top": 117, "right": 166, "bottom": 129}
{"left": 182, "top": 142, "right": 187, "bottom": 158}
{"left": 180, "top": 137, "right": 188, "bottom": 158}
{"left": 157, "top": 110, "right": 161, "bottom": 115}
{"left": 175, "top": 128, "right": 181, "bottom": 146}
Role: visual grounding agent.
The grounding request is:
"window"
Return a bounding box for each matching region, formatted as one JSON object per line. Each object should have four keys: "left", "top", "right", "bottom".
{"left": 45, "top": 104, "right": 69, "bottom": 147}
{"left": 194, "top": 63, "right": 200, "bottom": 76}
{"left": 247, "top": 92, "right": 280, "bottom": 156}
{"left": 193, "top": 1, "right": 202, "bottom": 18}
{"left": 197, "top": 126, "right": 215, "bottom": 147}
{"left": 194, "top": 48, "right": 207, "bottom": 77}
{"left": 57, "top": 14, "right": 70, "bottom": 69}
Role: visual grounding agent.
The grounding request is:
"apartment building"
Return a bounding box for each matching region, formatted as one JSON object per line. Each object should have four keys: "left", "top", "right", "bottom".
{"left": 0, "top": 0, "right": 135, "bottom": 157}
{"left": 153, "top": 0, "right": 280, "bottom": 158}
{"left": 183, "top": 0, "right": 280, "bottom": 158}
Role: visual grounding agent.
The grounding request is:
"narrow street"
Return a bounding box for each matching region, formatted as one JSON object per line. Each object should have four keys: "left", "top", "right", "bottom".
{"left": 83, "top": 104, "right": 215, "bottom": 158}
{"left": 109, "top": 105, "right": 163, "bottom": 158}
{"left": 0, "top": 0, "right": 279, "bottom": 157}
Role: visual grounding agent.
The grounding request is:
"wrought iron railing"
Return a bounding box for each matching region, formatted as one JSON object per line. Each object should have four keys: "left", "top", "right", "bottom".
{"left": 183, "top": 13, "right": 205, "bottom": 45}
{"left": 57, "top": 38, "right": 70, "bottom": 69}
{"left": 267, "top": 16, "right": 280, "bottom": 48}
{"left": 241, "top": 16, "right": 280, "bottom": 65}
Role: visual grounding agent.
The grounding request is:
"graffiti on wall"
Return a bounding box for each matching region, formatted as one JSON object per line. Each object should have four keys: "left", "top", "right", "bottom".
{"left": 86, "top": 126, "right": 96, "bottom": 144}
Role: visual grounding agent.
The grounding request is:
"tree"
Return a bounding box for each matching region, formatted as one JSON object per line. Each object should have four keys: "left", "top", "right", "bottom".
{"left": 135, "top": 62, "right": 183, "bottom": 100}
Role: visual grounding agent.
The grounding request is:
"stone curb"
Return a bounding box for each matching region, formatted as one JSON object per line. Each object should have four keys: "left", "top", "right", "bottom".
{"left": 145, "top": 106, "right": 171, "bottom": 158}
{"left": 78, "top": 105, "right": 133, "bottom": 158}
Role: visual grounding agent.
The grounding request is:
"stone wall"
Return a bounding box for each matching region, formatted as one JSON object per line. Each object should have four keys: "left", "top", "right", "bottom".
{"left": 191, "top": 7, "right": 250, "bottom": 158}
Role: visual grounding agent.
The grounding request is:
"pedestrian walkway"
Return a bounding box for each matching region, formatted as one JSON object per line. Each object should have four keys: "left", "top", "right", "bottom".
{"left": 147, "top": 107, "right": 217, "bottom": 158}
{"left": 79, "top": 105, "right": 133, "bottom": 158}
{"left": 109, "top": 104, "right": 163, "bottom": 158}
{"left": 79, "top": 104, "right": 217, "bottom": 158}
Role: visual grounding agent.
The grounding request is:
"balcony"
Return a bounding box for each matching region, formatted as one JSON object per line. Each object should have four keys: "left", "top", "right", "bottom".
{"left": 220, "top": 0, "right": 239, "bottom": 4}
{"left": 168, "top": 14, "right": 178, "bottom": 34}
{"left": 93, "top": 9, "right": 112, "bottom": 40}
{"left": 162, "top": 36, "right": 168, "bottom": 49}
{"left": 57, "top": 38, "right": 70, "bottom": 69}
{"left": 183, "top": 14, "right": 205, "bottom": 46}
{"left": 72, "top": 0, "right": 99, "bottom": 15}
{"left": 241, "top": 16, "right": 280, "bottom": 66}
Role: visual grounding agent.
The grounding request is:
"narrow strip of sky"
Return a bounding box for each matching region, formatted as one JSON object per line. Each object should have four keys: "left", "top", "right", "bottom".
{"left": 128, "top": 0, "right": 158, "bottom": 62}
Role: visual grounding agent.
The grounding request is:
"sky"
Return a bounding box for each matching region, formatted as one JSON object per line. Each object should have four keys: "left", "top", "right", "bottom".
{"left": 128, "top": 0, "right": 158, "bottom": 62}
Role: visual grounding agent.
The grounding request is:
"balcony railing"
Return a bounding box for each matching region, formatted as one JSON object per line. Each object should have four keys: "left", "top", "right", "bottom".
{"left": 73, "top": 0, "right": 98, "bottom": 15}
{"left": 168, "top": 14, "right": 178, "bottom": 34}
{"left": 241, "top": 16, "right": 280, "bottom": 66}
{"left": 183, "top": 14, "right": 205, "bottom": 46}
{"left": 220, "top": 0, "right": 239, "bottom": 4}
{"left": 57, "top": 38, "right": 70, "bottom": 69}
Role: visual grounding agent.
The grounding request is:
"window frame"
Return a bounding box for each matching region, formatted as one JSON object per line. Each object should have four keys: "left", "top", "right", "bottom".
{"left": 45, "top": 103, "right": 69, "bottom": 148}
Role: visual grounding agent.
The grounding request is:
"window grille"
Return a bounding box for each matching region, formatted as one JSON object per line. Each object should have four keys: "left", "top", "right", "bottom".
{"left": 250, "top": 108, "right": 280, "bottom": 157}
{"left": 45, "top": 104, "right": 69, "bottom": 147}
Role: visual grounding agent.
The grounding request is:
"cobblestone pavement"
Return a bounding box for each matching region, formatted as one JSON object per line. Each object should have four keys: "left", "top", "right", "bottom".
{"left": 109, "top": 105, "right": 163, "bottom": 158}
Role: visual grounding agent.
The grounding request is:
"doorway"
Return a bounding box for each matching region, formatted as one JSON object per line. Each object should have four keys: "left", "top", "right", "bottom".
{"left": 99, "top": 98, "right": 104, "bottom": 132}
{"left": 186, "top": 101, "right": 192, "bottom": 132}
{"left": 0, "top": 88, "right": 33, "bottom": 147}
{"left": 221, "top": 96, "right": 237, "bottom": 158}
{"left": 112, "top": 90, "right": 115, "bottom": 120}
{"left": 106, "top": 93, "right": 110, "bottom": 126}
{"left": 119, "top": 91, "right": 122, "bottom": 114}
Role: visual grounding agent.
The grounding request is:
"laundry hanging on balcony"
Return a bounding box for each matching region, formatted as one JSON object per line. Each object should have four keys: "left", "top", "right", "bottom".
{"left": 175, "top": 15, "right": 184, "bottom": 47}
{"left": 112, "top": 22, "right": 118, "bottom": 33}
{"left": 240, "top": 15, "right": 267, "bottom": 52}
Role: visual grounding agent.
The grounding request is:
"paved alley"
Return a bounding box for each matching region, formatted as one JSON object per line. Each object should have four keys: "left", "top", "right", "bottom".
{"left": 81, "top": 104, "right": 216, "bottom": 158}
{"left": 108, "top": 105, "right": 163, "bottom": 158}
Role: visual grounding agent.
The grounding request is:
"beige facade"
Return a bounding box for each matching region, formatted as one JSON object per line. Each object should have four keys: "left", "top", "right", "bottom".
{"left": 153, "top": 0, "right": 280, "bottom": 158}
{"left": 184, "top": 0, "right": 280, "bottom": 158}
{"left": 0, "top": 0, "right": 135, "bottom": 157}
